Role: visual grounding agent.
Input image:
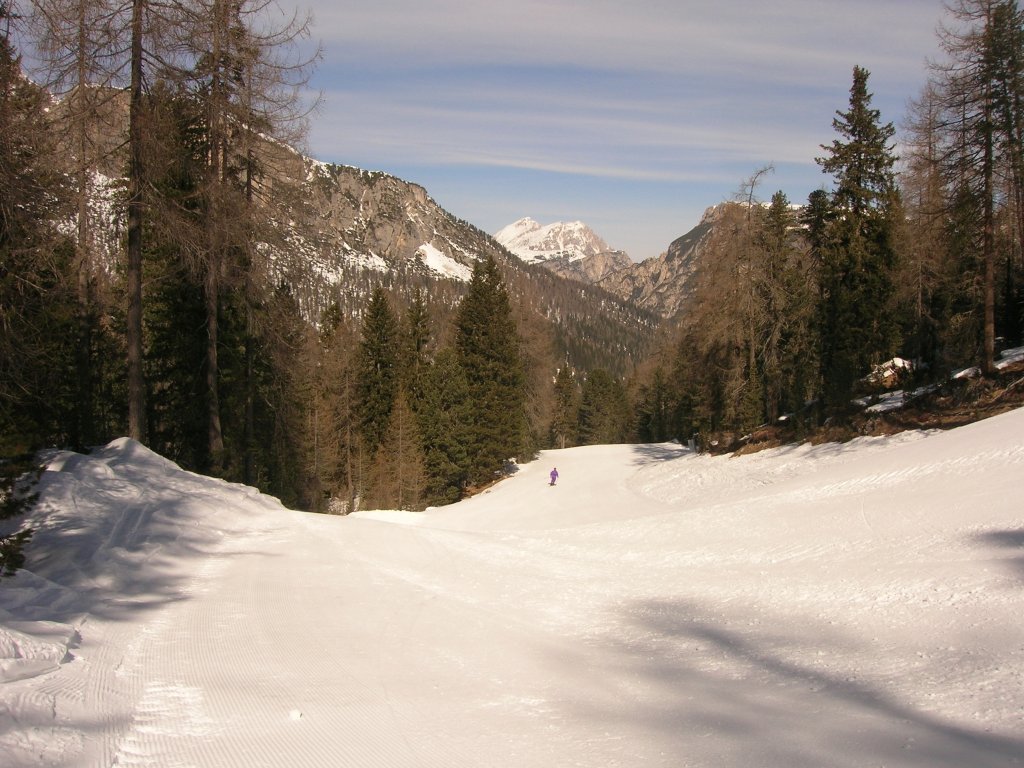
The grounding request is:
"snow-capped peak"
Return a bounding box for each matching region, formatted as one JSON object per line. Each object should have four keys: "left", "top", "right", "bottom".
{"left": 494, "top": 218, "right": 613, "bottom": 264}
{"left": 494, "top": 217, "right": 541, "bottom": 244}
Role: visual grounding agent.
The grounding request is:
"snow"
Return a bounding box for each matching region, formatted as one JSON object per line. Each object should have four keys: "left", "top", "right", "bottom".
{"left": 858, "top": 347, "right": 1024, "bottom": 413}
{"left": 2, "top": 411, "right": 1024, "bottom": 766}
{"left": 416, "top": 242, "right": 473, "bottom": 282}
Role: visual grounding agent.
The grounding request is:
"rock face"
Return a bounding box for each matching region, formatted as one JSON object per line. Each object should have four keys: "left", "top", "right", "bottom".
{"left": 290, "top": 161, "right": 486, "bottom": 284}
{"left": 596, "top": 206, "right": 724, "bottom": 320}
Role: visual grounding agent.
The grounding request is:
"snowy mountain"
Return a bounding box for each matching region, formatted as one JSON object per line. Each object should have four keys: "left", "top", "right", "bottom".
{"left": 495, "top": 217, "right": 614, "bottom": 264}
{"left": 494, "top": 217, "right": 633, "bottom": 283}
{"left": 497, "top": 205, "right": 746, "bottom": 320}
{"left": 3, "top": 409, "right": 1024, "bottom": 766}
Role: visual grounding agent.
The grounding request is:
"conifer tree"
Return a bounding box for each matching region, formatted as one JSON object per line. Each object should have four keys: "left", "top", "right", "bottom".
{"left": 417, "top": 348, "right": 470, "bottom": 505}
{"left": 402, "top": 287, "right": 431, "bottom": 408}
{"left": 550, "top": 365, "right": 579, "bottom": 449}
{"left": 815, "top": 65, "right": 901, "bottom": 410}
{"left": 577, "top": 369, "right": 631, "bottom": 445}
{"left": 0, "top": 6, "right": 76, "bottom": 449}
{"left": 366, "top": 389, "right": 425, "bottom": 511}
{"left": 454, "top": 256, "right": 527, "bottom": 486}
{"left": 757, "top": 191, "right": 817, "bottom": 422}
{"left": 355, "top": 287, "right": 400, "bottom": 457}
{"left": 634, "top": 366, "right": 673, "bottom": 443}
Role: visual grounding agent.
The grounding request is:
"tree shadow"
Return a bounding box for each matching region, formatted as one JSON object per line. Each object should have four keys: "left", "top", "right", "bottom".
{"left": 973, "top": 528, "right": 1024, "bottom": 581}
{"left": 1, "top": 443, "right": 284, "bottom": 628}
{"left": 552, "top": 598, "right": 1024, "bottom": 767}
{"left": 630, "top": 442, "right": 690, "bottom": 465}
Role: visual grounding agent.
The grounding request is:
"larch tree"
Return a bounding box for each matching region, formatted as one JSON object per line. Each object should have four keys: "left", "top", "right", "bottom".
{"left": 30, "top": 0, "right": 127, "bottom": 446}
{"left": 175, "top": 0, "right": 317, "bottom": 470}
{"left": 929, "top": 0, "right": 1024, "bottom": 372}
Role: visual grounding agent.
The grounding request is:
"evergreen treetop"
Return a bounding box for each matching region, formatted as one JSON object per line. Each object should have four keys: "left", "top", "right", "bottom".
{"left": 817, "top": 65, "right": 898, "bottom": 219}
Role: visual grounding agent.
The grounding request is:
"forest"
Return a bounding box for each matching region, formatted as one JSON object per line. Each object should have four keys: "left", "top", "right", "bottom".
{"left": 2, "top": 0, "right": 1023, "bottom": 547}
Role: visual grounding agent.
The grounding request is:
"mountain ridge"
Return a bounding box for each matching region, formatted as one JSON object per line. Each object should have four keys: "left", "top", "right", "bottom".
{"left": 496, "top": 205, "right": 731, "bottom": 320}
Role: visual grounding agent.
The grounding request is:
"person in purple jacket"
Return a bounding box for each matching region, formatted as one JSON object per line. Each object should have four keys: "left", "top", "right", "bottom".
{"left": 549, "top": 467, "right": 559, "bottom": 486}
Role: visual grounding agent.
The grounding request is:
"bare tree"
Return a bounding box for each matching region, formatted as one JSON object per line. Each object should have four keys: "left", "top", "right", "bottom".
{"left": 172, "top": 0, "right": 319, "bottom": 470}
{"left": 930, "top": 0, "right": 1024, "bottom": 372}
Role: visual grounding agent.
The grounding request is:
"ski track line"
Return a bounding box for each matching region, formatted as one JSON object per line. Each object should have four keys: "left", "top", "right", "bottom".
{"left": 102, "top": 508, "right": 452, "bottom": 767}
{"left": 103, "top": 499, "right": 274, "bottom": 767}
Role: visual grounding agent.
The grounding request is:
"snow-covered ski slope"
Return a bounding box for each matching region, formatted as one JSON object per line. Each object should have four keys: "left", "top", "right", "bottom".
{"left": 2, "top": 408, "right": 1024, "bottom": 767}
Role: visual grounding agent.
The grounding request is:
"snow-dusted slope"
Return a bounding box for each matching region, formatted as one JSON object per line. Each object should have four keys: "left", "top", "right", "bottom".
{"left": 495, "top": 216, "right": 615, "bottom": 264}
{"left": 2, "top": 412, "right": 1024, "bottom": 767}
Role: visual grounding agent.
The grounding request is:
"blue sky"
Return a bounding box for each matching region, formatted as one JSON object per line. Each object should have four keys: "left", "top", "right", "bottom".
{"left": 299, "top": 0, "right": 949, "bottom": 262}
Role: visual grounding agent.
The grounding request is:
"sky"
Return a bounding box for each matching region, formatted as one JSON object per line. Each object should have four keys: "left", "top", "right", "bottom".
{"left": 297, "top": 1, "right": 951, "bottom": 262}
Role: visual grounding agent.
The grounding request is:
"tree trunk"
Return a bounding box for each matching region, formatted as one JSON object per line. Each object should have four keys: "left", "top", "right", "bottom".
{"left": 983, "top": 88, "right": 997, "bottom": 376}
{"left": 205, "top": 256, "right": 224, "bottom": 469}
{"left": 126, "top": 0, "right": 146, "bottom": 443}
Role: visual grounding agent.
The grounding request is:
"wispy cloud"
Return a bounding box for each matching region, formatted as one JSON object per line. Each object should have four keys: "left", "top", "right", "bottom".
{"left": 301, "top": 0, "right": 948, "bottom": 259}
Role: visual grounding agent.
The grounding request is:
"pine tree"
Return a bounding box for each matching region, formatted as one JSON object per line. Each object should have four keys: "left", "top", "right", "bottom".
{"left": 0, "top": 6, "right": 72, "bottom": 574}
{"left": 0, "top": 8, "right": 76, "bottom": 450}
{"left": 454, "top": 257, "right": 527, "bottom": 486}
{"left": 815, "top": 65, "right": 901, "bottom": 410}
{"left": 634, "top": 366, "right": 673, "bottom": 443}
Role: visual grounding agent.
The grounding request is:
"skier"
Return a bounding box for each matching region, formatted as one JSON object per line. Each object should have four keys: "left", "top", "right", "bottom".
{"left": 549, "top": 467, "right": 559, "bottom": 486}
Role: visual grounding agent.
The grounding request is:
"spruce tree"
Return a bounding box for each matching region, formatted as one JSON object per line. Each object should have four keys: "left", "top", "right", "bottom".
{"left": 550, "top": 366, "right": 579, "bottom": 449}
{"left": 577, "top": 369, "right": 631, "bottom": 445}
{"left": 454, "top": 257, "right": 526, "bottom": 486}
{"left": 417, "top": 349, "right": 470, "bottom": 505}
{"left": 355, "top": 287, "right": 400, "bottom": 456}
{"left": 815, "top": 65, "right": 901, "bottom": 410}
{"left": 402, "top": 288, "right": 432, "bottom": 409}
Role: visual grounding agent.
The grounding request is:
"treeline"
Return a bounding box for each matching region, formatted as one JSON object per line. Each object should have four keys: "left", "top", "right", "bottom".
{"left": 635, "top": 2, "right": 1024, "bottom": 444}
{"left": 5, "top": 0, "right": 1024, "bottom": 528}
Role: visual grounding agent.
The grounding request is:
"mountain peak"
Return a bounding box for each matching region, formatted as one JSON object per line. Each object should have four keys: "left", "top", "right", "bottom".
{"left": 494, "top": 218, "right": 614, "bottom": 265}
